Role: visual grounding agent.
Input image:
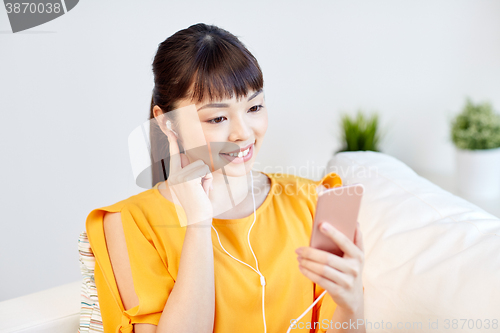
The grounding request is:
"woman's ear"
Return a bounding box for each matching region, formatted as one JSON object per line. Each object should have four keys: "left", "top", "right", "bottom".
{"left": 153, "top": 105, "right": 168, "bottom": 136}
{"left": 153, "top": 105, "right": 179, "bottom": 138}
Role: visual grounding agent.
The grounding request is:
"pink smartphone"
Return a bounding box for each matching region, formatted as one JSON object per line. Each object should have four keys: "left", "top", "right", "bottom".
{"left": 309, "top": 183, "right": 364, "bottom": 257}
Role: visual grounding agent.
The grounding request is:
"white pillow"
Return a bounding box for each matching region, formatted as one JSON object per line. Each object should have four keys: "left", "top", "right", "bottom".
{"left": 326, "top": 151, "right": 500, "bottom": 333}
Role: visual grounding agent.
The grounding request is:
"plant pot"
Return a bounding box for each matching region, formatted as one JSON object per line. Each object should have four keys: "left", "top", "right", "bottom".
{"left": 455, "top": 146, "right": 500, "bottom": 198}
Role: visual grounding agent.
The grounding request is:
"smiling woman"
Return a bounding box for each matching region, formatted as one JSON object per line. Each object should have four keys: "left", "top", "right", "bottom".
{"left": 149, "top": 24, "right": 264, "bottom": 186}
{"left": 161, "top": 86, "right": 268, "bottom": 179}
{"left": 84, "top": 22, "right": 364, "bottom": 333}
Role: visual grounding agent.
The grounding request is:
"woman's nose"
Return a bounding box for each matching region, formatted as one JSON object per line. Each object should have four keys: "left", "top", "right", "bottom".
{"left": 228, "top": 116, "right": 252, "bottom": 142}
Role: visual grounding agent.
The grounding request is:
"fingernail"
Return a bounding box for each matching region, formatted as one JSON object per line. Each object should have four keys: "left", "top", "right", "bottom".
{"left": 295, "top": 248, "right": 303, "bottom": 255}
{"left": 320, "top": 222, "right": 331, "bottom": 232}
{"left": 210, "top": 184, "right": 213, "bottom": 190}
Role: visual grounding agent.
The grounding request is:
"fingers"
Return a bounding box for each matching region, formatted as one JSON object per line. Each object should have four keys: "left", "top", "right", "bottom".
{"left": 203, "top": 170, "right": 213, "bottom": 182}
{"left": 166, "top": 129, "right": 181, "bottom": 174}
{"left": 182, "top": 163, "right": 212, "bottom": 183}
{"left": 202, "top": 174, "right": 213, "bottom": 195}
{"left": 298, "top": 264, "right": 342, "bottom": 296}
{"left": 179, "top": 152, "right": 190, "bottom": 169}
{"left": 189, "top": 164, "right": 212, "bottom": 195}
{"left": 177, "top": 158, "right": 204, "bottom": 174}
{"left": 297, "top": 256, "right": 350, "bottom": 288}
{"left": 319, "top": 222, "right": 363, "bottom": 261}
{"left": 167, "top": 161, "right": 211, "bottom": 186}
{"left": 201, "top": 165, "right": 213, "bottom": 195}
{"left": 296, "top": 247, "right": 352, "bottom": 274}
{"left": 354, "top": 222, "right": 364, "bottom": 252}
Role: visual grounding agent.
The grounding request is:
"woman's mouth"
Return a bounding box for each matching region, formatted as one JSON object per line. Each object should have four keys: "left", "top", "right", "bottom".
{"left": 219, "top": 143, "right": 254, "bottom": 164}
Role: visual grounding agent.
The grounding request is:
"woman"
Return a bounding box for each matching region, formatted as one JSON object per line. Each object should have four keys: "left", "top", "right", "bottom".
{"left": 85, "top": 23, "right": 365, "bottom": 333}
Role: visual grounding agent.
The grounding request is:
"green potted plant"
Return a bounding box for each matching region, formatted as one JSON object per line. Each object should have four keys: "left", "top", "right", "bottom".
{"left": 336, "top": 110, "right": 384, "bottom": 153}
{"left": 451, "top": 97, "right": 500, "bottom": 198}
{"left": 325, "top": 110, "right": 386, "bottom": 178}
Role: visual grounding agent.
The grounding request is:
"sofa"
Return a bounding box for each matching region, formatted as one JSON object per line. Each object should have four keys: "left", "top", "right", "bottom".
{"left": 326, "top": 151, "right": 500, "bottom": 333}
{"left": 0, "top": 280, "right": 81, "bottom": 333}
{"left": 1, "top": 151, "right": 498, "bottom": 333}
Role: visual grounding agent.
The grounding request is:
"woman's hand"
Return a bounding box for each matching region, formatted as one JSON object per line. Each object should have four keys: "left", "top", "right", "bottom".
{"left": 164, "top": 128, "right": 214, "bottom": 226}
{"left": 296, "top": 221, "right": 365, "bottom": 314}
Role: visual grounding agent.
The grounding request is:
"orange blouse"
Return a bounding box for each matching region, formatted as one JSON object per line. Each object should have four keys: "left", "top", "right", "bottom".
{"left": 85, "top": 171, "right": 343, "bottom": 332}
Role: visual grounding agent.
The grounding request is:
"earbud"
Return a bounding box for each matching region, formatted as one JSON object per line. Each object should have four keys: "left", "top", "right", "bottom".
{"left": 165, "top": 119, "right": 179, "bottom": 137}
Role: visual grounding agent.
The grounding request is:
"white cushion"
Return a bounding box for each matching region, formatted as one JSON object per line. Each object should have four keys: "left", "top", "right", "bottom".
{"left": 0, "top": 281, "right": 81, "bottom": 333}
{"left": 0, "top": 233, "right": 100, "bottom": 333}
{"left": 326, "top": 151, "right": 500, "bottom": 333}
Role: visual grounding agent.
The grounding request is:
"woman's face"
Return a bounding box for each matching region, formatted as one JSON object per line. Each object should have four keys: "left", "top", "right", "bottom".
{"left": 170, "top": 88, "right": 268, "bottom": 177}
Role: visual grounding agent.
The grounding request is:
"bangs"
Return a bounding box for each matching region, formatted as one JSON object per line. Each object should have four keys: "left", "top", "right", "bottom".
{"left": 184, "top": 39, "right": 264, "bottom": 104}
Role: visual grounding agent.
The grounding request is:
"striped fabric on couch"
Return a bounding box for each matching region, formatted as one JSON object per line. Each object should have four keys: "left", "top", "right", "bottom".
{"left": 78, "top": 231, "right": 103, "bottom": 333}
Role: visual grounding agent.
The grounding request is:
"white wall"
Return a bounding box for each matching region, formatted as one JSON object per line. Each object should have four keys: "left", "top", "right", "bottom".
{"left": 1, "top": 0, "right": 499, "bottom": 301}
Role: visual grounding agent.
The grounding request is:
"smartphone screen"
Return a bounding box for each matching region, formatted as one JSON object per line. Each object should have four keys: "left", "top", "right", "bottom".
{"left": 309, "top": 183, "right": 364, "bottom": 257}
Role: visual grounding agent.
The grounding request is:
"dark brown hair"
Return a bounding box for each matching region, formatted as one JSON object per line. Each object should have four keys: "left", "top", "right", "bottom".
{"left": 148, "top": 23, "right": 264, "bottom": 187}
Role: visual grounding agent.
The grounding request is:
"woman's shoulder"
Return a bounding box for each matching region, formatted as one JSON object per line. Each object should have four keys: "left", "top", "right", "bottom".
{"left": 266, "top": 172, "right": 316, "bottom": 185}
{"left": 85, "top": 187, "right": 160, "bottom": 222}
{"left": 265, "top": 171, "right": 343, "bottom": 202}
{"left": 266, "top": 171, "right": 343, "bottom": 190}
{"left": 85, "top": 187, "right": 166, "bottom": 248}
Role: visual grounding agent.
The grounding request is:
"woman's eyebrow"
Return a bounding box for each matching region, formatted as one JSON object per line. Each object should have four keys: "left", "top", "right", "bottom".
{"left": 197, "top": 89, "right": 263, "bottom": 112}
{"left": 247, "top": 89, "right": 264, "bottom": 101}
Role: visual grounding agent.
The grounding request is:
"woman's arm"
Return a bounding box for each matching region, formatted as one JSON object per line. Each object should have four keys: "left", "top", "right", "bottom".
{"left": 156, "top": 221, "right": 215, "bottom": 333}
{"left": 327, "top": 303, "right": 364, "bottom": 333}
{"left": 104, "top": 212, "right": 215, "bottom": 333}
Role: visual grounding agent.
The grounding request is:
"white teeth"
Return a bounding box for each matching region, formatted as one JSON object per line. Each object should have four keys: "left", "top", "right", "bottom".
{"left": 226, "top": 147, "right": 250, "bottom": 157}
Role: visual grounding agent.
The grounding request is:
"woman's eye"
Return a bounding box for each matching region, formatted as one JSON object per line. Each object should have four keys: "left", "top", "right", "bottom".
{"left": 249, "top": 105, "right": 264, "bottom": 112}
{"left": 207, "top": 105, "right": 263, "bottom": 124}
{"left": 207, "top": 116, "right": 226, "bottom": 124}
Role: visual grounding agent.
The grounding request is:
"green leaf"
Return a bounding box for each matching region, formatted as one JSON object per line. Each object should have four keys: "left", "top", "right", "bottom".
{"left": 451, "top": 97, "right": 500, "bottom": 150}
{"left": 338, "top": 110, "right": 383, "bottom": 152}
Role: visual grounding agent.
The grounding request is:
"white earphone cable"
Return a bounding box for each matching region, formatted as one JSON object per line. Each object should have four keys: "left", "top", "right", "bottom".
{"left": 211, "top": 170, "right": 267, "bottom": 333}
{"left": 210, "top": 170, "right": 327, "bottom": 333}
{"left": 286, "top": 290, "right": 327, "bottom": 333}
